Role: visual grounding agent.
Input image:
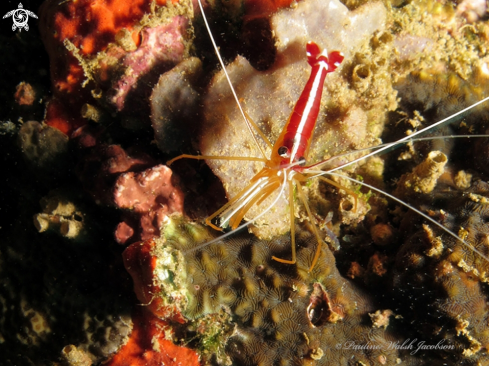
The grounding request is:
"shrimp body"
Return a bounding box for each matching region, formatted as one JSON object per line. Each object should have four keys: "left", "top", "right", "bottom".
{"left": 268, "top": 42, "right": 344, "bottom": 170}
{"left": 187, "top": 41, "right": 344, "bottom": 270}
{"left": 169, "top": 40, "right": 344, "bottom": 270}
{"left": 168, "top": 0, "right": 489, "bottom": 271}
{"left": 208, "top": 42, "right": 343, "bottom": 222}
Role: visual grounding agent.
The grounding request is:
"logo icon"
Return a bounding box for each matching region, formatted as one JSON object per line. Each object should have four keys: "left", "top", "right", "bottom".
{"left": 3, "top": 3, "right": 37, "bottom": 31}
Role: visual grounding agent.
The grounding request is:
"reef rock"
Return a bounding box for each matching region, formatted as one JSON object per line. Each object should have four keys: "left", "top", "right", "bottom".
{"left": 392, "top": 180, "right": 489, "bottom": 363}
{"left": 18, "top": 121, "right": 69, "bottom": 172}
{"left": 104, "top": 307, "right": 199, "bottom": 366}
{"left": 33, "top": 191, "right": 86, "bottom": 241}
{"left": 151, "top": 57, "right": 203, "bottom": 153}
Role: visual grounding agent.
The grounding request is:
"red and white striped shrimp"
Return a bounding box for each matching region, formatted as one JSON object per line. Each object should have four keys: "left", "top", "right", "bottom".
{"left": 182, "top": 40, "right": 345, "bottom": 270}
{"left": 169, "top": 0, "right": 489, "bottom": 272}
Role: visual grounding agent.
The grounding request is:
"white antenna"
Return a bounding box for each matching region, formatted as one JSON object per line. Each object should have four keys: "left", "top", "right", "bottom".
{"left": 324, "top": 171, "right": 489, "bottom": 264}
{"left": 183, "top": 170, "right": 287, "bottom": 253}
{"left": 324, "top": 96, "right": 489, "bottom": 174}
{"left": 196, "top": 0, "right": 267, "bottom": 159}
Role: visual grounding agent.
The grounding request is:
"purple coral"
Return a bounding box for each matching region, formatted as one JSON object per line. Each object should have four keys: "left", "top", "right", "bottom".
{"left": 108, "top": 17, "right": 190, "bottom": 112}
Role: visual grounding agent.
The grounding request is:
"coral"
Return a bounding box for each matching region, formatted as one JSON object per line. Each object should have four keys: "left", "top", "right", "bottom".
{"left": 124, "top": 215, "right": 411, "bottom": 365}
{"left": 370, "top": 223, "right": 396, "bottom": 246}
{"left": 38, "top": 0, "right": 194, "bottom": 134}
{"left": 394, "top": 150, "right": 448, "bottom": 197}
{"left": 105, "top": 308, "right": 199, "bottom": 366}
{"left": 391, "top": 0, "right": 489, "bottom": 125}
{"left": 14, "top": 82, "right": 36, "bottom": 106}
{"left": 122, "top": 238, "right": 188, "bottom": 320}
{"left": 17, "top": 121, "right": 69, "bottom": 170}
{"left": 456, "top": 0, "right": 487, "bottom": 23}
{"left": 33, "top": 191, "right": 86, "bottom": 240}
{"left": 186, "top": 0, "right": 489, "bottom": 244}
{"left": 5, "top": 0, "right": 489, "bottom": 364}
{"left": 106, "top": 16, "right": 190, "bottom": 115}
{"left": 369, "top": 309, "right": 395, "bottom": 329}
{"left": 390, "top": 180, "right": 489, "bottom": 363}
{"left": 0, "top": 209, "right": 135, "bottom": 365}
{"left": 61, "top": 345, "right": 93, "bottom": 366}
{"left": 79, "top": 313, "right": 133, "bottom": 358}
{"left": 74, "top": 137, "right": 156, "bottom": 202}
{"left": 72, "top": 128, "right": 184, "bottom": 245}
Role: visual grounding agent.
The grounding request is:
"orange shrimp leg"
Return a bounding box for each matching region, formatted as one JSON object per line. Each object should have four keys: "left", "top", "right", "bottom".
{"left": 205, "top": 169, "right": 283, "bottom": 231}
{"left": 267, "top": 42, "right": 344, "bottom": 269}
{"left": 272, "top": 179, "right": 297, "bottom": 264}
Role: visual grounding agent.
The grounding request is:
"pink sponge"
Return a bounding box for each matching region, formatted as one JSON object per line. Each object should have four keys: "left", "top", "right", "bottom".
{"left": 114, "top": 165, "right": 183, "bottom": 244}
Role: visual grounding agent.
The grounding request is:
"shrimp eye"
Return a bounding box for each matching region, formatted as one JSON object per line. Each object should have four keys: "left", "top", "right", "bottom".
{"left": 298, "top": 157, "right": 306, "bottom": 167}
{"left": 278, "top": 146, "right": 289, "bottom": 157}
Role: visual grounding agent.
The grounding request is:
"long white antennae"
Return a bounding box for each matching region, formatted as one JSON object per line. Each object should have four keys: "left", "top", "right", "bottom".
{"left": 324, "top": 171, "right": 489, "bottom": 264}
{"left": 183, "top": 169, "right": 288, "bottom": 254}
{"left": 196, "top": 0, "right": 267, "bottom": 159}
{"left": 308, "top": 135, "right": 489, "bottom": 171}
{"left": 324, "top": 96, "right": 489, "bottom": 174}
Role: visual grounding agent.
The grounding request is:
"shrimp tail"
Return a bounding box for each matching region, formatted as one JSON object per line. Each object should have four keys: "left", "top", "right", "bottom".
{"left": 306, "top": 41, "right": 344, "bottom": 71}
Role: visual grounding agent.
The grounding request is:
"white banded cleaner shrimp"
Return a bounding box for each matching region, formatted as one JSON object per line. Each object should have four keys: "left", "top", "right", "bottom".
{"left": 168, "top": 0, "right": 489, "bottom": 273}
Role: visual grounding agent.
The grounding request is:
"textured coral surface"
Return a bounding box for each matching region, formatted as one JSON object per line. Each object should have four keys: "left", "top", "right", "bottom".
{"left": 151, "top": 217, "right": 404, "bottom": 365}
{"left": 39, "top": 0, "right": 193, "bottom": 134}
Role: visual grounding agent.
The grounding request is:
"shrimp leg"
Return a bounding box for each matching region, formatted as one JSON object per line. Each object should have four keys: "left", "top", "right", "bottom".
{"left": 272, "top": 179, "right": 297, "bottom": 265}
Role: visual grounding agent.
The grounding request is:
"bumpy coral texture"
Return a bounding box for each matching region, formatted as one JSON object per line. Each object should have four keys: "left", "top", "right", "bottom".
{"left": 33, "top": 191, "right": 86, "bottom": 240}
{"left": 151, "top": 57, "right": 203, "bottom": 153}
{"left": 18, "top": 121, "right": 68, "bottom": 168}
{"left": 105, "top": 307, "right": 199, "bottom": 366}
{"left": 144, "top": 217, "right": 406, "bottom": 365}
{"left": 114, "top": 164, "right": 184, "bottom": 244}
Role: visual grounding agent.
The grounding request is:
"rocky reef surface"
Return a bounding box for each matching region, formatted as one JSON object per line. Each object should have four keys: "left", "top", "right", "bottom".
{"left": 2, "top": 0, "right": 489, "bottom": 365}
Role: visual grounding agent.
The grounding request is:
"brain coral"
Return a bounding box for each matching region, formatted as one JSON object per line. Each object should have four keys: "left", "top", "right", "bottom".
{"left": 127, "top": 215, "right": 413, "bottom": 365}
